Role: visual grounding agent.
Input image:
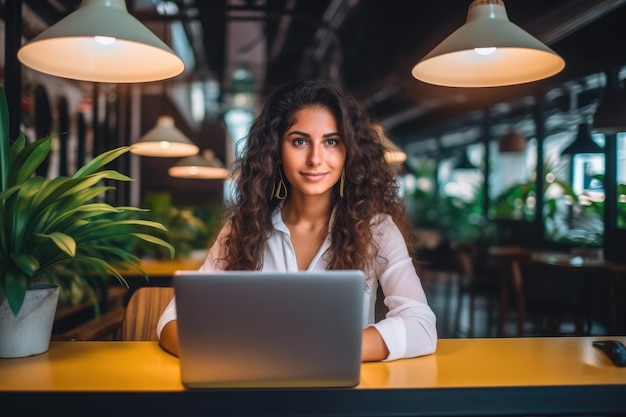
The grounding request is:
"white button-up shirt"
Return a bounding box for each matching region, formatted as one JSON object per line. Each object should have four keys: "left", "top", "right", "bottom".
{"left": 158, "top": 208, "right": 437, "bottom": 361}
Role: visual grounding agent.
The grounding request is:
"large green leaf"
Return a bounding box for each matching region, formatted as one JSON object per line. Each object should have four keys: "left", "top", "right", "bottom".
{"left": 11, "top": 253, "right": 40, "bottom": 276}
{"left": 131, "top": 233, "right": 175, "bottom": 259}
{"left": 71, "top": 219, "right": 168, "bottom": 241}
{"left": 73, "top": 147, "right": 131, "bottom": 178}
{"left": 35, "top": 232, "right": 77, "bottom": 257}
{"left": 29, "top": 181, "right": 115, "bottom": 232}
{"left": 8, "top": 132, "right": 26, "bottom": 158}
{"left": 34, "top": 174, "right": 109, "bottom": 207}
{"left": 79, "top": 244, "right": 142, "bottom": 264}
{"left": 64, "top": 255, "right": 130, "bottom": 287}
{"left": 51, "top": 203, "right": 123, "bottom": 226}
{"left": 8, "top": 137, "right": 52, "bottom": 187}
{"left": 0, "top": 183, "right": 23, "bottom": 200}
{"left": 4, "top": 270, "right": 28, "bottom": 315}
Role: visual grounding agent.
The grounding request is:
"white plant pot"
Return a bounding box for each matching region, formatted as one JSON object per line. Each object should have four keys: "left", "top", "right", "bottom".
{"left": 0, "top": 282, "right": 60, "bottom": 358}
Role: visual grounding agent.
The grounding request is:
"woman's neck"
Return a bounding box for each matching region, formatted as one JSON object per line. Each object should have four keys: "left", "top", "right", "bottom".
{"left": 281, "top": 195, "right": 332, "bottom": 228}
{"left": 281, "top": 197, "right": 332, "bottom": 270}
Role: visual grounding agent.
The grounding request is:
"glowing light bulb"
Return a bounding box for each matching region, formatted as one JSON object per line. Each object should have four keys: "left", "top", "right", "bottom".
{"left": 474, "top": 47, "right": 496, "bottom": 56}
{"left": 94, "top": 36, "right": 116, "bottom": 45}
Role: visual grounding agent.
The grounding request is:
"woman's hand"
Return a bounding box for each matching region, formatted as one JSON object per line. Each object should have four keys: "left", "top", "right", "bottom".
{"left": 361, "top": 326, "right": 389, "bottom": 362}
{"left": 159, "top": 321, "right": 180, "bottom": 357}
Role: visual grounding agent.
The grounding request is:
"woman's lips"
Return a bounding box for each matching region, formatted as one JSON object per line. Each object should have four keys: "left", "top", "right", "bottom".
{"left": 301, "top": 172, "right": 328, "bottom": 181}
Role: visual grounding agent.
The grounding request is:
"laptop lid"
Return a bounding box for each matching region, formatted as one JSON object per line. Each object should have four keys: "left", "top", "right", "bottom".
{"left": 173, "top": 270, "right": 364, "bottom": 389}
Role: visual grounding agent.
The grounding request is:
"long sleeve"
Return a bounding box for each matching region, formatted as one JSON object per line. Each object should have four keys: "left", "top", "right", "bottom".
{"left": 368, "top": 215, "right": 438, "bottom": 360}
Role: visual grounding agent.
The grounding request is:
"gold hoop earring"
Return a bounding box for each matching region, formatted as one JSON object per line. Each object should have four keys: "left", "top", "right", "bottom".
{"left": 339, "top": 169, "right": 345, "bottom": 198}
{"left": 274, "top": 168, "right": 288, "bottom": 200}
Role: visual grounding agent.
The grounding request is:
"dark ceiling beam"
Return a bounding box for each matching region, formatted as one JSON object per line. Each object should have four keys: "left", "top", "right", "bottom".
{"left": 298, "top": 0, "right": 357, "bottom": 82}
{"left": 133, "top": 2, "right": 342, "bottom": 88}
{"left": 178, "top": 2, "right": 209, "bottom": 70}
{"left": 269, "top": 0, "right": 297, "bottom": 61}
{"left": 22, "top": 0, "right": 71, "bottom": 27}
{"left": 527, "top": 0, "right": 626, "bottom": 45}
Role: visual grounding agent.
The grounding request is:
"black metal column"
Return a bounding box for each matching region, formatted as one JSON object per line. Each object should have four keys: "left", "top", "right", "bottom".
{"left": 4, "top": 0, "right": 22, "bottom": 139}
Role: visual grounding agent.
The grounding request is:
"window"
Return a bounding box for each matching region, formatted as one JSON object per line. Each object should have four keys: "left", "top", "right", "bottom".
{"left": 543, "top": 129, "right": 605, "bottom": 245}
{"left": 489, "top": 136, "right": 538, "bottom": 221}
{"left": 436, "top": 144, "right": 488, "bottom": 245}
{"left": 617, "top": 132, "right": 626, "bottom": 229}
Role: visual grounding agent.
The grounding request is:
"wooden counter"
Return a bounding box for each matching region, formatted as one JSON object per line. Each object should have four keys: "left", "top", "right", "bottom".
{"left": 1, "top": 337, "right": 625, "bottom": 416}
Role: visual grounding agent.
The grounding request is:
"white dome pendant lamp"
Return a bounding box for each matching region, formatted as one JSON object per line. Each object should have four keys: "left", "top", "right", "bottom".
{"left": 17, "top": 0, "right": 185, "bottom": 83}
{"left": 412, "top": 0, "right": 565, "bottom": 87}
{"left": 131, "top": 115, "right": 199, "bottom": 157}
{"left": 168, "top": 150, "right": 229, "bottom": 180}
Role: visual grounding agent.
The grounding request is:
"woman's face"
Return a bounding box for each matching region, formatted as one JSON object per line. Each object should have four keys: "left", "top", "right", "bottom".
{"left": 280, "top": 106, "right": 346, "bottom": 200}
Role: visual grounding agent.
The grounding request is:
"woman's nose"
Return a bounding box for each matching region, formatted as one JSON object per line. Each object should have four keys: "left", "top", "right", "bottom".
{"left": 307, "top": 144, "right": 322, "bottom": 165}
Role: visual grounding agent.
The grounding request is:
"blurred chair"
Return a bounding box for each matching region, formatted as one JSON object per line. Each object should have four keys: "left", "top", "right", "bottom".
{"left": 488, "top": 246, "right": 534, "bottom": 336}
{"left": 492, "top": 246, "right": 592, "bottom": 337}
{"left": 453, "top": 244, "right": 500, "bottom": 337}
{"left": 55, "top": 287, "right": 128, "bottom": 341}
{"left": 514, "top": 260, "right": 591, "bottom": 336}
{"left": 122, "top": 287, "right": 174, "bottom": 341}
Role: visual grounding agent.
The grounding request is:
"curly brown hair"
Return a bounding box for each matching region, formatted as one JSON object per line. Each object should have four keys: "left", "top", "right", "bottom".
{"left": 218, "top": 79, "right": 414, "bottom": 271}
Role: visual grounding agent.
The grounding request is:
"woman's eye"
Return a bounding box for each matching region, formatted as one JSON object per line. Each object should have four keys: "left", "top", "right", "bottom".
{"left": 326, "top": 138, "right": 340, "bottom": 146}
{"left": 293, "top": 138, "right": 307, "bottom": 146}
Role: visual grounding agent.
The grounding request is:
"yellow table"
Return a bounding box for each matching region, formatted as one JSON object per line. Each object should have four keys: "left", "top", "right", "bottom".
{"left": 112, "top": 258, "right": 205, "bottom": 294}
{"left": 116, "top": 258, "right": 205, "bottom": 277}
{"left": 2, "top": 337, "right": 625, "bottom": 416}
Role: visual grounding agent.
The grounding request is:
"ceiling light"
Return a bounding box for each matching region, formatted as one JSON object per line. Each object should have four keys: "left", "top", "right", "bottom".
{"left": 561, "top": 123, "right": 603, "bottom": 156}
{"left": 373, "top": 123, "right": 407, "bottom": 164}
{"left": 498, "top": 129, "right": 527, "bottom": 153}
{"left": 411, "top": 0, "right": 565, "bottom": 87}
{"left": 17, "top": 0, "right": 185, "bottom": 83}
{"left": 131, "top": 116, "right": 198, "bottom": 157}
{"left": 168, "top": 150, "right": 229, "bottom": 179}
{"left": 384, "top": 140, "right": 408, "bottom": 165}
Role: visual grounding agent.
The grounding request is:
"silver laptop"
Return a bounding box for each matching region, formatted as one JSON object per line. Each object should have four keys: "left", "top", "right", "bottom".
{"left": 173, "top": 270, "right": 364, "bottom": 389}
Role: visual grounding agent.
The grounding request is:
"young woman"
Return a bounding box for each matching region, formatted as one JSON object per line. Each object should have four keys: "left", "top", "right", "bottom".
{"left": 157, "top": 79, "right": 437, "bottom": 361}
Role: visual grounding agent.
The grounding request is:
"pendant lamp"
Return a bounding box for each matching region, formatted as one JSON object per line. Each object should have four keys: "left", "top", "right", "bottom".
{"left": 561, "top": 123, "right": 603, "bottom": 156}
{"left": 131, "top": 115, "right": 199, "bottom": 157}
{"left": 168, "top": 150, "right": 229, "bottom": 179}
{"left": 383, "top": 137, "right": 408, "bottom": 165}
{"left": 412, "top": 0, "right": 565, "bottom": 87}
{"left": 373, "top": 123, "right": 407, "bottom": 164}
{"left": 17, "top": 0, "right": 185, "bottom": 83}
{"left": 498, "top": 129, "right": 526, "bottom": 153}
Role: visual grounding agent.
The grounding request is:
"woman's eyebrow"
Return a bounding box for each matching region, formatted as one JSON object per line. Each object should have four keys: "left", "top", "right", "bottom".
{"left": 286, "top": 131, "right": 340, "bottom": 138}
{"left": 286, "top": 130, "right": 310, "bottom": 138}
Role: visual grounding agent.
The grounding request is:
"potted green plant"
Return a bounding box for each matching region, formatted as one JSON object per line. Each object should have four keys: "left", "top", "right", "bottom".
{"left": 0, "top": 87, "right": 174, "bottom": 358}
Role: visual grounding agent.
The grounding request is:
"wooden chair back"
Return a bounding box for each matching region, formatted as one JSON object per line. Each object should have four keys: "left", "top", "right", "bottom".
{"left": 488, "top": 246, "right": 534, "bottom": 336}
{"left": 121, "top": 287, "right": 174, "bottom": 341}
